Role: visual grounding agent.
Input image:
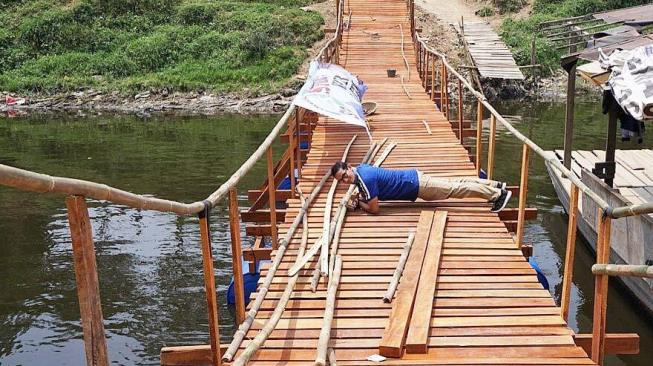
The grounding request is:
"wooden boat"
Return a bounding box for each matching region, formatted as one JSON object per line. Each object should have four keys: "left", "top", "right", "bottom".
{"left": 545, "top": 149, "right": 653, "bottom": 314}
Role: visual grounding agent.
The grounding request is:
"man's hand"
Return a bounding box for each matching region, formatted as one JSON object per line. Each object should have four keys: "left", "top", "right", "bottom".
{"left": 346, "top": 195, "right": 359, "bottom": 211}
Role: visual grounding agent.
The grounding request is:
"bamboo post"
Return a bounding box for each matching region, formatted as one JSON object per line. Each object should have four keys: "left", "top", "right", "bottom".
{"left": 66, "top": 196, "right": 109, "bottom": 366}
{"left": 430, "top": 55, "right": 436, "bottom": 100}
{"left": 475, "top": 100, "right": 483, "bottom": 176}
{"left": 315, "top": 255, "right": 343, "bottom": 366}
{"left": 457, "top": 79, "right": 464, "bottom": 144}
{"left": 267, "top": 147, "right": 278, "bottom": 249}
{"left": 223, "top": 170, "right": 332, "bottom": 362}
{"left": 229, "top": 188, "right": 246, "bottom": 325}
{"left": 198, "top": 204, "right": 221, "bottom": 366}
{"left": 487, "top": 114, "right": 497, "bottom": 180}
{"left": 592, "top": 211, "right": 612, "bottom": 366}
{"left": 328, "top": 348, "right": 337, "bottom": 366}
{"left": 310, "top": 268, "right": 321, "bottom": 292}
{"left": 383, "top": 232, "right": 416, "bottom": 302}
{"left": 560, "top": 184, "right": 579, "bottom": 321}
{"left": 516, "top": 144, "right": 530, "bottom": 248}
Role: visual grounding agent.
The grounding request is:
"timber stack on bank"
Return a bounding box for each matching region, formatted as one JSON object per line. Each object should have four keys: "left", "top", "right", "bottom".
{"left": 0, "top": 0, "right": 651, "bottom": 366}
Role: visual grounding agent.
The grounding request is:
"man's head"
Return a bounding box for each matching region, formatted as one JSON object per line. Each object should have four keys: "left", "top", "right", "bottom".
{"left": 331, "top": 161, "right": 355, "bottom": 184}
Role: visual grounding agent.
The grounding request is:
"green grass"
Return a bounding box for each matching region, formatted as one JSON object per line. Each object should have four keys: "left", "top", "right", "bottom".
{"left": 0, "top": 0, "right": 324, "bottom": 94}
{"left": 499, "top": 0, "right": 650, "bottom": 75}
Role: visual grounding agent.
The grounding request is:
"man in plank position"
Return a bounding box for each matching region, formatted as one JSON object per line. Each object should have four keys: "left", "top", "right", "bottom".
{"left": 331, "top": 161, "right": 511, "bottom": 214}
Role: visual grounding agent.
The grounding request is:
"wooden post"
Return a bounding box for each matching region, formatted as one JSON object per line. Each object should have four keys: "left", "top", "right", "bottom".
{"left": 440, "top": 62, "right": 446, "bottom": 116}
{"left": 487, "top": 114, "right": 497, "bottom": 179}
{"left": 516, "top": 144, "right": 530, "bottom": 248}
{"left": 296, "top": 109, "right": 302, "bottom": 179}
{"left": 563, "top": 60, "right": 577, "bottom": 169}
{"left": 288, "top": 120, "right": 296, "bottom": 197}
{"left": 198, "top": 205, "right": 222, "bottom": 366}
{"left": 457, "top": 79, "right": 464, "bottom": 144}
{"left": 475, "top": 100, "right": 483, "bottom": 176}
{"left": 229, "top": 188, "right": 246, "bottom": 325}
{"left": 592, "top": 210, "right": 612, "bottom": 366}
{"left": 66, "top": 196, "right": 109, "bottom": 366}
{"left": 560, "top": 184, "right": 579, "bottom": 321}
{"left": 445, "top": 67, "right": 450, "bottom": 121}
{"left": 267, "top": 147, "right": 278, "bottom": 249}
{"left": 430, "top": 56, "right": 436, "bottom": 100}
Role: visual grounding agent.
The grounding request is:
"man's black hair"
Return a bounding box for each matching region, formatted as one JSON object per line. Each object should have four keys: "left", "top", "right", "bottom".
{"left": 330, "top": 161, "right": 349, "bottom": 177}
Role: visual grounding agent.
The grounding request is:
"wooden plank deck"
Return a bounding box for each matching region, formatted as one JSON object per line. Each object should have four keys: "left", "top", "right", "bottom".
{"left": 232, "top": 0, "right": 593, "bottom": 364}
{"left": 463, "top": 21, "right": 525, "bottom": 80}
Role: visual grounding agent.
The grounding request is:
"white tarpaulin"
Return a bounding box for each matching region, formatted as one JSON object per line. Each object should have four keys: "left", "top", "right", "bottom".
{"left": 293, "top": 61, "right": 370, "bottom": 135}
{"left": 601, "top": 44, "right": 653, "bottom": 120}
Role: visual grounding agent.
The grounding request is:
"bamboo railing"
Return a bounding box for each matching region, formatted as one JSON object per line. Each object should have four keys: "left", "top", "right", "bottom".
{"left": 405, "top": 1, "right": 651, "bottom": 365}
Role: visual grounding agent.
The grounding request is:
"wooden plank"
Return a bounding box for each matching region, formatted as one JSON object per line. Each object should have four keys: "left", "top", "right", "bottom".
{"left": 405, "top": 211, "right": 447, "bottom": 353}
{"left": 379, "top": 211, "right": 434, "bottom": 358}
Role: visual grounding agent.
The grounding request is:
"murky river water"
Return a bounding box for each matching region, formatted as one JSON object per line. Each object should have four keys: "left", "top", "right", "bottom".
{"left": 0, "top": 101, "right": 651, "bottom": 365}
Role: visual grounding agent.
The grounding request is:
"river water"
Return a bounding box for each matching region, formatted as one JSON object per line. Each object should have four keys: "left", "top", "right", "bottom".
{"left": 0, "top": 101, "right": 651, "bottom": 365}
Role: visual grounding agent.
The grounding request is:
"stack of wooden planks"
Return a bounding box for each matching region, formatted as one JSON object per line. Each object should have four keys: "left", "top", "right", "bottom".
{"left": 380, "top": 210, "right": 447, "bottom": 357}
{"left": 463, "top": 21, "right": 525, "bottom": 80}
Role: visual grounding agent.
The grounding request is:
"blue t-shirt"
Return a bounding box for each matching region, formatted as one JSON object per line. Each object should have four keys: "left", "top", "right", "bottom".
{"left": 354, "top": 164, "right": 419, "bottom": 202}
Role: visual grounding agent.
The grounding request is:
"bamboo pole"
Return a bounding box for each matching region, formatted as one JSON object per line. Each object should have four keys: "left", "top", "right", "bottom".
{"left": 516, "top": 144, "right": 530, "bottom": 248}
{"left": 383, "top": 232, "right": 416, "bottom": 303}
{"left": 310, "top": 268, "right": 321, "bottom": 292}
{"left": 228, "top": 188, "right": 246, "bottom": 325}
{"left": 315, "top": 255, "right": 343, "bottom": 366}
{"left": 198, "top": 204, "right": 221, "bottom": 366}
{"left": 560, "top": 184, "right": 579, "bottom": 321}
{"left": 66, "top": 196, "right": 109, "bottom": 366}
{"left": 231, "top": 188, "right": 311, "bottom": 366}
{"left": 475, "top": 100, "right": 483, "bottom": 176}
{"left": 328, "top": 348, "right": 337, "bottom": 366}
{"left": 487, "top": 115, "right": 496, "bottom": 180}
{"left": 222, "top": 170, "right": 332, "bottom": 362}
{"left": 592, "top": 264, "right": 653, "bottom": 278}
{"left": 421, "top": 120, "right": 432, "bottom": 135}
{"left": 328, "top": 204, "right": 347, "bottom": 280}
{"left": 592, "top": 211, "right": 612, "bottom": 366}
{"left": 374, "top": 143, "right": 397, "bottom": 167}
{"left": 267, "top": 147, "right": 279, "bottom": 249}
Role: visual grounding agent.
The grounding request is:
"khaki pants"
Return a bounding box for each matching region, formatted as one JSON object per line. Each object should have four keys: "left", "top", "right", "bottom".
{"left": 417, "top": 172, "right": 501, "bottom": 201}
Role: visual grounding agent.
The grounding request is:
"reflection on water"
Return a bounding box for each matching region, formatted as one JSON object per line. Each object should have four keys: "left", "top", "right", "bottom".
{"left": 0, "top": 104, "right": 651, "bottom": 365}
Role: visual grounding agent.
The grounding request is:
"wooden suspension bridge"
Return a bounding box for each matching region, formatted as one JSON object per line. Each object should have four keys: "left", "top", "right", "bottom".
{"left": 0, "top": 1, "right": 651, "bottom": 366}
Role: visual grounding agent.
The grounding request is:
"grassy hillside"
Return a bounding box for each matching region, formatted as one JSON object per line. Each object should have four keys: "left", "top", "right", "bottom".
{"left": 499, "top": 0, "right": 650, "bottom": 73}
{"left": 0, "top": 0, "right": 324, "bottom": 94}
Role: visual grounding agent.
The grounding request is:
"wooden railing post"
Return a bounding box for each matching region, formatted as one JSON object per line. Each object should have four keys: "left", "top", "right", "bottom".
{"left": 430, "top": 55, "right": 435, "bottom": 100}
{"left": 267, "top": 147, "right": 279, "bottom": 249}
{"left": 440, "top": 62, "right": 446, "bottom": 116}
{"left": 592, "top": 210, "right": 612, "bottom": 366}
{"left": 228, "top": 188, "right": 246, "bottom": 325}
{"left": 445, "top": 67, "right": 450, "bottom": 121}
{"left": 289, "top": 124, "right": 296, "bottom": 197}
{"left": 560, "top": 184, "right": 579, "bottom": 321}
{"left": 487, "top": 114, "right": 497, "bottom": 179}
{"left": 457, "top": 79, "right": 464, "bottom": 144}
{"left": 296, "top": 108, "right": 302, "bottom": 180}
{"left": 198, "top": 204, "right": 222, "bottom": 366}
{"left": 516, "top": 144, "right": 530, "bottom": 247}
{"left": 66, "top": 196, "right": 109, "bottom": 366}
{"left": 475, "top": 100, "right": 483, "bottom": 176}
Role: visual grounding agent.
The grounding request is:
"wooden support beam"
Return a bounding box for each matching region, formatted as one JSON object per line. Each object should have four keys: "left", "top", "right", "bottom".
{"left": 487, "top": 115, "right": 497, "bottom": 180}
{"left": 476, "top": 100, "right": 483, "bottom": 176}
{"left": 457, "top": 79, "right": 464, "bottom": 144}
{"left": 242, "top": 247, "right": 272, "bottom": 262}
{"left": 574, "top": 334, "right": 639, "bottom": 355}
{"left": 591, "top": 211, "right": 612, "bottom": 365}
{"left": 240, "top": 209, "right": 286, "bottom": 223}
{"left": 66, "top": 195, "right": 109, "bottom": 366}
{"left": 406, "top": 212, "right": 447, "bottom": 353}
{"left": 521, "top": 244, "right": 533, "bottom": 258}
{"left": 267, "top": 147, "right": 278, "bottom": 249}
{"left": 379, "top": 211, "right": 434, "bottom": 358}
{"left": 516, "top": 144, "right": 530, "bottom": 248}
{"left": 499, "top": 207, "right": 537, "bottom": 221}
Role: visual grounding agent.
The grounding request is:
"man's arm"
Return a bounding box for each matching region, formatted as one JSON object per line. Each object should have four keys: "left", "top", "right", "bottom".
{"left": 359, "top": 197, "right": 379, "bottom": 214}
